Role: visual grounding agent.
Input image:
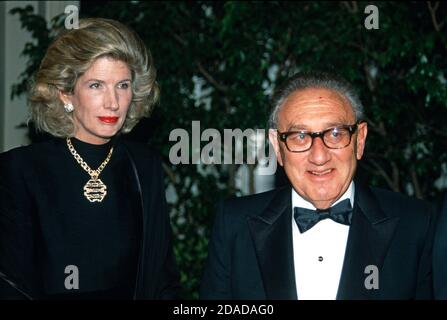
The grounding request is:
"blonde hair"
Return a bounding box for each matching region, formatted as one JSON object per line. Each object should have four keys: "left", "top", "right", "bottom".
{"left": 28, "top": 18, "right": 159, "bottom": 137}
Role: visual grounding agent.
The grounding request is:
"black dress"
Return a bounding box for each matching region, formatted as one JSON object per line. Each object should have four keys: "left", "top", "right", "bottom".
{"left": 0, "top": 137, "right": 143, "bottom": 299}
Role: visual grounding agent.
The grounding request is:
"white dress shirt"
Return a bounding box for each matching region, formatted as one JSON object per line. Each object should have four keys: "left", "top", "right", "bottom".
{"left": 292, "top": 182, "right": 355, "bottom": 300}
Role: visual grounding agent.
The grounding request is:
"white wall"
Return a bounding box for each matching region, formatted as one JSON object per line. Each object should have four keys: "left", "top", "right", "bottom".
{"left": 0, "top": 1, "right": 79, "bottom": 152}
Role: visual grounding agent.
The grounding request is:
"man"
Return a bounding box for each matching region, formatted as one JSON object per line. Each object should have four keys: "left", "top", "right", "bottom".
{"left": 200, "top": 72, "right": 435, "bottom": 299}
{"left": 434, "top": 195, "right": 447, "bottom": 299}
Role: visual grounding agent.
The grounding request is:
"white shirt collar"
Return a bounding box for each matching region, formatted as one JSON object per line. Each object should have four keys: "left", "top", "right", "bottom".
{"left": 292, "top": 181, "right": 355, "bottom": 210}
{"left": 291, "top": 181, "right": 354, "bottom": 299}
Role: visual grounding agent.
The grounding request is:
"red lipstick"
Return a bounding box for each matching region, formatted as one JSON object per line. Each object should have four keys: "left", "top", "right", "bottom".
{"left": 98, "top": 116, "right": 119, "bottom": 124}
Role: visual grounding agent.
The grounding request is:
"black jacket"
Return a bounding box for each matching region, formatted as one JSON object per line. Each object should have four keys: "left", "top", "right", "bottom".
{"left": 200, "top": 183, "right": 435, "bottom": 299}
{"left": 0, "top": 138, "right": 181, "bottom": 299}
{"left": 433, "top": 194, "right": 447, "bottom": 299}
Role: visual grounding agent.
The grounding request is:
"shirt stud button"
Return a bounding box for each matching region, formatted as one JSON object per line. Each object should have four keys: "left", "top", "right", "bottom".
{"left": 318, "top": 256, "right": 323, "bottom": 262}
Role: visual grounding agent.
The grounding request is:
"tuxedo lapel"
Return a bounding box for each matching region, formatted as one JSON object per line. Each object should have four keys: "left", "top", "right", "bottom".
{"left": 247, "top": 187, "right": 297, "bottom": 300}
{"left": 337, "top": 182, "right": 399, "bottom": 299}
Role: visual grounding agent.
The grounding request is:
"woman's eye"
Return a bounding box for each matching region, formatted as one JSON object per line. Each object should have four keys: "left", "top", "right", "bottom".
{"left": 89, "top": 83, "right": 100, "bottom": 89}
{"left": 118, "top": 82, "right": 130, "bottom": 89}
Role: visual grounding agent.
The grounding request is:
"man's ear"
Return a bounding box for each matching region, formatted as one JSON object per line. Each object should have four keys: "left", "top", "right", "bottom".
{"left": 356, "top": 121, "right": 368, "bottom": 160}
{"left": 269, "top": 129, "right": 284, "bottom": 166}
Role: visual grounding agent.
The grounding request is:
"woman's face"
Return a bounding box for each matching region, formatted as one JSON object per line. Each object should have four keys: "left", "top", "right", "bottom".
{"left": 60, "top": 56, "right": 133, "bottom": 145}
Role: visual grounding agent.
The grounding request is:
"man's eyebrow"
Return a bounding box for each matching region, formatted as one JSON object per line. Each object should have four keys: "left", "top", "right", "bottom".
{"left": 286, "top": 124, "right": 309, "bottom": 131}
{"left": 285, "top": 122, "right": 349, "bottom": 131}
{"left": 324, "top": 121, "right": 350, "bottom": 128}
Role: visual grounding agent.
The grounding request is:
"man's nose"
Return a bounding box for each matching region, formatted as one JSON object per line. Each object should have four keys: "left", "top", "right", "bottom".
{"left": 307, "top": 136, "right": 331, "bottom": 165}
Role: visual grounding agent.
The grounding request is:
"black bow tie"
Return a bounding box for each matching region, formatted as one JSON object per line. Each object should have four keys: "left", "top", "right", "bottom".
{"left": 294, "top": 198, "right": 353, "bottom": 233}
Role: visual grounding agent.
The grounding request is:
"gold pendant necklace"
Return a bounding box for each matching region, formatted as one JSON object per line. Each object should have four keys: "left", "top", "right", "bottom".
{"left": 66, "top": 138, "right": 114, "bottom": 203}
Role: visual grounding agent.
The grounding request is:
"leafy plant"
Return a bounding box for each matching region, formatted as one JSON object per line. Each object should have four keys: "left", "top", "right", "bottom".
{"left": 10, "top": 1, "right": 447, "bottom": 298}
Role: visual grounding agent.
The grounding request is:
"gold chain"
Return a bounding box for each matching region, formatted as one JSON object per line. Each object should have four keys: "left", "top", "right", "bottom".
{"left": 66, "top": 138, "right": 114, "bottom": 202}
{"left": 66, "top": 138, "right": 114, "bottom": 179}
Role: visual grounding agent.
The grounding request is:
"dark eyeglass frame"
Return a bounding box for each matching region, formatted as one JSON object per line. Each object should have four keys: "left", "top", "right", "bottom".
{"left": 277, "top": 121, "right": 364, "bottom": 153}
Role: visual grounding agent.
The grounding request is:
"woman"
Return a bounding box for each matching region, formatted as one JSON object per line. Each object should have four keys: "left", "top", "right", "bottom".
{"left": 0, "top": 18, "right": 181, "bottom": 299}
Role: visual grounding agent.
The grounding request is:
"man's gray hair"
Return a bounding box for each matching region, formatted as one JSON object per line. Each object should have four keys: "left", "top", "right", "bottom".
{"left": 269, "top": 71, "right": 364, "bottom": 129}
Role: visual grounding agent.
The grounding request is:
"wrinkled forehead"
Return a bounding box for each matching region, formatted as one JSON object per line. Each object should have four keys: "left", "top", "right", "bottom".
{"left": 278, "top": 88, "right": 356, "bottom": 130}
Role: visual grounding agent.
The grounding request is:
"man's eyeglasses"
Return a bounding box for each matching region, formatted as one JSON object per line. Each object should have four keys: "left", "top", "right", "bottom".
{"left": 277, "top": 122, "right": 363, "bottom": 153}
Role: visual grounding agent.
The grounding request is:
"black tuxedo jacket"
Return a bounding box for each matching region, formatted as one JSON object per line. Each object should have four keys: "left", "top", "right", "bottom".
{"left": 200, "top": 183, "right": 435, "bottom": 299}
{"left": 433, "top": 194, "right": 447, "bottom": 299}
{"left": 0, "top": 138, "right": 181, "bottom": 299}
